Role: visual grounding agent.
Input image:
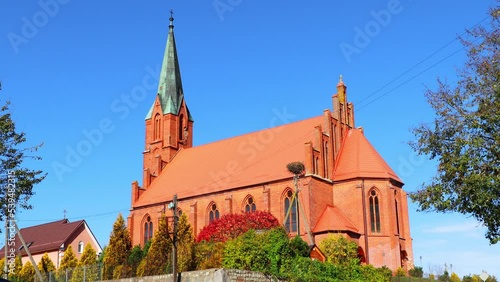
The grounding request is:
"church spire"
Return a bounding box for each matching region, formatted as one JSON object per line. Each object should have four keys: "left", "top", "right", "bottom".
{"left": 146, "top": 10, "right": 191, "bottom": 120}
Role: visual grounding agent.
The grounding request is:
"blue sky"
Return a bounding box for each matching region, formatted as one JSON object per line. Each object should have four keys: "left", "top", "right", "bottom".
{"left": 1, "top": 0, "right": 499, "bottom": 278}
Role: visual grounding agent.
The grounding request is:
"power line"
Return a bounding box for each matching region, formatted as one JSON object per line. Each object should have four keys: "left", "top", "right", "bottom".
{"left": 354, "top": 15, "right": 489, "bottom": 110}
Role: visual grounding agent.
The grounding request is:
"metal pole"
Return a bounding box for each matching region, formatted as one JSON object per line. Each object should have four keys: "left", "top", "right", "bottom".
{"left": 3, "top": 218, "right": 8, "bottom": 279}
{"left": 172, "top": 194, "right": 178, "bottom": 282}
{"left": 13, "top": 221, "right": 44, "bottom": 281}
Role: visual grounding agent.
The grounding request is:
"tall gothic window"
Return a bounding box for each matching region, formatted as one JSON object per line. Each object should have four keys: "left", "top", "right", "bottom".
{"left": 209, "top": 203, "right": 220, "bottom": 223}
{"left": 369, "top": 189, "right": 381, "bottom": 233}
{"left": 178, "top": 114, "right": 184, "bottom": 141}
{"left": 324, "top": 141, "right": 329, "bottom": 178}
{"left": 244, "top": 196, "right": 256, "bottom": 213}
{"left": 284, "top": 189, "right": 298, "bottom": 233}
{"left": 143, "top": 216, "right": 153, "bottom": 245}
{"left": 154, "top": 113, "right": 161, "bottom": 140}
{"left": 395, "top": 196, "right": 400, "bottom": 235}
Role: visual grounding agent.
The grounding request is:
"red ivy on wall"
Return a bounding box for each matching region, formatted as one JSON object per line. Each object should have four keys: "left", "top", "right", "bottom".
{"left": 196, "top": 211, "right": 280, "bottom": 243}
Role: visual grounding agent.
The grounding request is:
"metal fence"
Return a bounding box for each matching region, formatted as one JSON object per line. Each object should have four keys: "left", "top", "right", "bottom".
{"left": 32, "top": 263, "right": 102, "bottom": 282}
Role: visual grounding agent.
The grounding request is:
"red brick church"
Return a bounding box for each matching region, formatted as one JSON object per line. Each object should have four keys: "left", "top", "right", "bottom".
{"left": 127, "top": 15, "right": 414, "bottom": 271}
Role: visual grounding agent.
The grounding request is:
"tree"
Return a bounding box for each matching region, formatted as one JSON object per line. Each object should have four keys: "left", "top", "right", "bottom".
{"left": 409, "top": 266, "right": 424, "bottom": 278}
{"left": 140, "top": 214, "right": 171, "bottom": 276}
{"left": 57, "top": 245, "right": 78, "bottom": 281}
{"left": 19, "top": 261, "right": 35, "bottom": 282}
{"left": 450, "top": 272, "right": 461, "bottom": 282}
{"left": 128, "top": 245, "right": 143, "bottom": 277}
{"left": 319, "top": 234, "right": 359, "bottom": 267}
{"left": 37, "top": 253, "right": 56, "bottom": 281}
{"left": 176, "top": 213, "right": 195, "bottom": 272}
{"left": 71, "top": 243, "right": 99, "bottom": 282}
{"left": 409, "top": 4, "right": 500, "bottom": 244}
{"left": 103, "top": 213, "right": 132, "bottom": 280}
{"left": 0, "top": 101, "right": 46, "bottom": 228}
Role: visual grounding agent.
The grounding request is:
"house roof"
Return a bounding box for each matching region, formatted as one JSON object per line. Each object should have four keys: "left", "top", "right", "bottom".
{"left": 0, "top": 219, "right": 88, "bottom": 257}
{"left": 313, "top": 205, "right": 359, "bottom": 234}
{"left": 333, "top": 128, "right": 402, "bottom": 184}
{"left": 134, "top": 116, "right": 324, "bottom": 207}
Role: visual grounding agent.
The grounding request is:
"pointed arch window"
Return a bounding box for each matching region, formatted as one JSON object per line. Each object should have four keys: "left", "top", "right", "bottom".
{"left": 143, "top": 216, "right": 153, "bottom": 245}
{"left": 209, "top": 203, "right": 220, "bottom": 223}
{"left": 178, "top": 114, "right": 184, "bottom": 141}
{"left": 369, "top": 189, "right": 381, "bottom": 233}
{"left": 324, "top": 141, "right": 329, "bottom": 178}
{"left": 244, "top": 196, "right": 256, "bottom": 213}
{"left": 154, "top": 114, "right": 161, "bottom": 141}
{"left": 314, "top": 156, "right": 319, "bottom": 175}
{"left": 394, "top": 190, "right": 400, "bottom": 235}
{"left": 284, "top": 189, "right": 298, "bottom": 233}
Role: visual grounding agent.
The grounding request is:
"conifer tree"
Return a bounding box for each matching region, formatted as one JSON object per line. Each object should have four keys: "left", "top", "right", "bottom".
{"left": 0, "top": 257, "right": 5, "bottom": 278}
{"left": 177, "top": 213, "right": 195, "bottom": 272}
{"left": 128, "top": 245, "right": 143, "bottom": 277}
{"left": 37, "top": 253, "right": 56, "bottom": 281}
{"left": 103, "top": 213, "right": 132, "bottom": 280}
{"left": 19, "top": 261, "right": 35, "bottom": 282}
{"left": 141, "top": 214, "right": 172, "bottom": 276}
{"left": 57, "top": 245, "right": 78, "bottom": 281}
{"left": 71, "top": 243, "right": 99, "bottom": 282}
{"left": 10, "top": 255, "right": 23, "bottom": 280}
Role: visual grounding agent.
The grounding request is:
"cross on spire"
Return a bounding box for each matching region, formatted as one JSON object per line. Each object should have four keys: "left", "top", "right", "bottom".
{"left": 169, "top": 9, "right": 174, "bottom": 27}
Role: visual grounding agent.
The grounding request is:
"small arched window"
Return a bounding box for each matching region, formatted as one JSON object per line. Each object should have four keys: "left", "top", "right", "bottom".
{"left": 369, "top": 189, "right": 381, "bottom": 233}
{"left": 154, "top": 113, "right": 161, "bottom": 140}
{"left": 78, "top": 241, "right": 84, "bottom": 254}
{"left": 244, "top": 196, "right": 256, "bottom": 213}
{"left": 209, "top": 203, "right": 220, "bottom": 223}
{"left": 143, "top": 216, "right": 153, "bottom": 245}
{"left": 284, "top": 189, "right": 298, "bottom": 233}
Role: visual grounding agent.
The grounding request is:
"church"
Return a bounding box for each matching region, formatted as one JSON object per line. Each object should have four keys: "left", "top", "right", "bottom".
{"left": 127, "top": 14, "right": 414, "bottom": 272}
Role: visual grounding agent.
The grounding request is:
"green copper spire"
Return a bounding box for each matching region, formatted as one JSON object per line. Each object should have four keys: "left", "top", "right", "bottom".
{"left": 146, "top": 10, "right": 192, "bottom": 120}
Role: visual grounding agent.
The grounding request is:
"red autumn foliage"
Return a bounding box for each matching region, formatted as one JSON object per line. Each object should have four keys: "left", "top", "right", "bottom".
{"left": 196, "top": 211, "right": 280, "bottom": 243}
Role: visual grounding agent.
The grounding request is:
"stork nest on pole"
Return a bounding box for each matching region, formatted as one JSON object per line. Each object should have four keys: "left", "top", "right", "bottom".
{"left": 286, "top": 161, "right": 305, "bottom": 175}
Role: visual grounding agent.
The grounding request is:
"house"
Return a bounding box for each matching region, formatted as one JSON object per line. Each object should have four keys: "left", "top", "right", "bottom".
{"left": 0, "top": 219, "right": 102, "bottom": 268}
{"left": 127, "top": 14, "right": 414, "bottom": 271}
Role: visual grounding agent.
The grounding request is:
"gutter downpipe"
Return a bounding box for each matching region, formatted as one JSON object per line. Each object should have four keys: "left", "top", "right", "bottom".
{"left": 361, "top": 179, "right": 370, "bottom": 264}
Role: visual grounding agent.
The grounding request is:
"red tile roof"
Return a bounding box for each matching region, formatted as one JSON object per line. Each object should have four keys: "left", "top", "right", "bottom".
{"left": 0, "top": 219, "right": 85, "bottom": 257}
{"left": 313, "top": 205, "right": 359, "bottom": 234}
{"left": 333, "top": 128, "right": 402, "bottom": 183}
{"left": 134, "top": 116, "right": 323, "bottom": 207}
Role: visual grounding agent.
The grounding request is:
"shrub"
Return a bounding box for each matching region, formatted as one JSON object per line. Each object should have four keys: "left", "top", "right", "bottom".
{"left": 196, "top": 211, "right": 280, "bottom": 243}
{"left": 409, "top": 266, "right": 424, "bottom": 278}
{"left": 319, "top": 234, "right": 359, "bottom": 267}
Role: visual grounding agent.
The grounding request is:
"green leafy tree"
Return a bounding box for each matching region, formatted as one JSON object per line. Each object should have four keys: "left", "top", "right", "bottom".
{"left": 0, "top": 101, "right": 46, "bottom": 230}
{"left": 409, "top": 266, "right": 424, "bottom": 278}
{"left": 19, "top": 261, "right": 35, "bottom": 282}
{"left": 103, "top": 213, "right": 132, "bottom": 280}
{"left": 319, "top": 234, "right": 359, "bottom": 267}
{"left": 37, "top": 253, "right": 56, "bottom": 281}
{"left": 177, "top": 213, "right": 195, "bottom": 272}
{"left": 71, "top": 243, "right": 99, "bottom": 282}
{"left": 141, "top": 214, "right": 172, "bottom": 276}
{"left": 57, "top": 245, "right": 78, "bottom": 281}
{"left": 409, "top": 4, "right": 500, "bottom": 244}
